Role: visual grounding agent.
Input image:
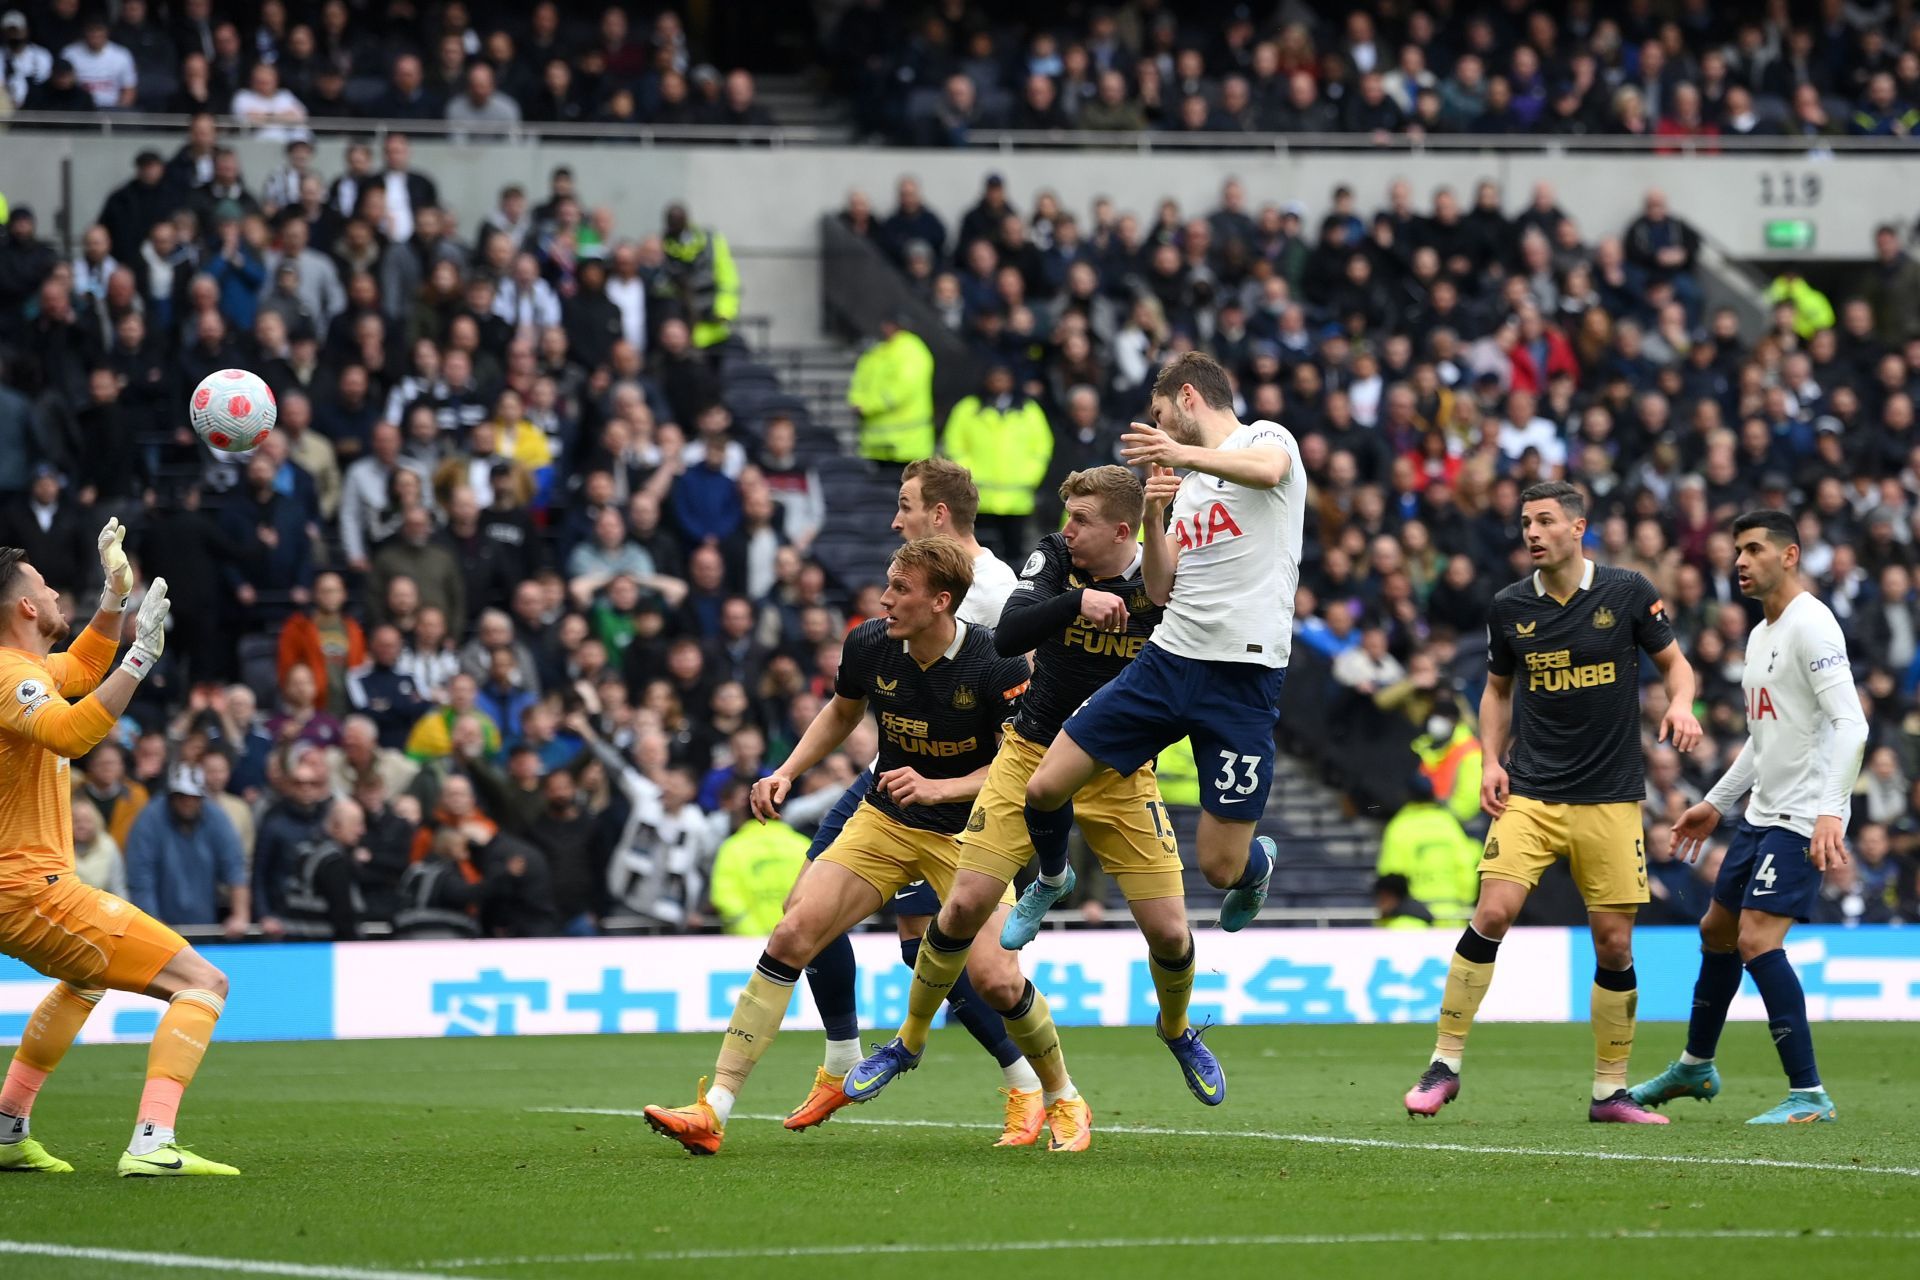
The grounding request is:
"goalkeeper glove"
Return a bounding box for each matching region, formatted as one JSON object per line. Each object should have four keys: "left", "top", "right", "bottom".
{"left": 97, "top": 517, "right": 133, "bottom": 612}
{"left": 121, "top": 579, "right": 169, "bottom": 682}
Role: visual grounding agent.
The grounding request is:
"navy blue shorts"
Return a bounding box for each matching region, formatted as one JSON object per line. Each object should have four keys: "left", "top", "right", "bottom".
{"left": 1063, "top": 643, "right": 1285, "bottom": 820}
{"left": 806, "top": 768, "right": 941, "bottom": 916}
{"left": 1713, "top": 819, "right": 1820, "bottom": 923}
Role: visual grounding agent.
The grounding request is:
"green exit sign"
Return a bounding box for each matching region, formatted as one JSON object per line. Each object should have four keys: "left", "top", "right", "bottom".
{"left": 1765, "top": 219, "right": 1816, "bottom": 251}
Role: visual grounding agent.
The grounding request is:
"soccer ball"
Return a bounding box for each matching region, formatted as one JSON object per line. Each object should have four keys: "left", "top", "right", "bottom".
{"left": 189, "top": 368, "right": 277, "bottom": 452}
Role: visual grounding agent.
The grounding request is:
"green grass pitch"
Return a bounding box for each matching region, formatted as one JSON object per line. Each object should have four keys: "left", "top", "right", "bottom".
{"left": 4, "top": 1022, "right": 1918, "bottom": 1279}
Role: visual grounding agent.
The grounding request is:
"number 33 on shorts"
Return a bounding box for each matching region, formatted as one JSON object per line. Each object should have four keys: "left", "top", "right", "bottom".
{"left": 1212, "top": 751, "right": 1264, "bottom": 804}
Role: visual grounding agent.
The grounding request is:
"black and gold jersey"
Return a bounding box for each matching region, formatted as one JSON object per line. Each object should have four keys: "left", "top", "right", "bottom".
{"left": 834, "top": 618, "right": 1031, "bottom": 834}
{"left": 1486, "top": 561, "right": 1675, "bottom": 805}
{"left": 994, "top": 533, "right": 1164, "bottom": 744}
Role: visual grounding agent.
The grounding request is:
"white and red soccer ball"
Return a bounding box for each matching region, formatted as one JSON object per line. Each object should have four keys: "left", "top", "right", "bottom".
{"left": 189, "top": 368, "right": 277, "bottom": 452}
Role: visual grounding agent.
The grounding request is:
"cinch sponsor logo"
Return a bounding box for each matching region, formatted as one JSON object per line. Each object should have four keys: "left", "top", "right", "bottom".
{"left": 1809, "top": 654, "right": 1847, "bottom": 673}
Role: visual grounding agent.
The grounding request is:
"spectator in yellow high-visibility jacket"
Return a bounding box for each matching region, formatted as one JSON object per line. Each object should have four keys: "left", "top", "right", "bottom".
{"left": 707, "top": 815, "right": 809, "bottom": 936}
{"left": 847, "top": 313, "right": 935, "bottom": 468}
{"left": 940, "top": 362, "right": 1053, "bottom": 564}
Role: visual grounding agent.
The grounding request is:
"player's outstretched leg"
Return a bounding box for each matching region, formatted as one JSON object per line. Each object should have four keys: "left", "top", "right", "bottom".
{"left": 1741, "top": 914, "right": 1835, "bottom": 1125}
{"left": 0, "top": 982, "right": 102, "bottom": 1173}
{"left": 1405, "top": 881, "right": 1525, "bottom": 1116}
{"left": 1631, "top": 903, "right": 1736, "bottom": 1109}
{"left": 119, "top": 950, "right": 240, "bottom": 1176}
{"left": 1006, "top": 734, "right": 1102, "bottom": 950}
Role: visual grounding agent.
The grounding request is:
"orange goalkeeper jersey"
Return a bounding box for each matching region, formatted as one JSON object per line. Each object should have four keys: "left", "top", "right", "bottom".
{"left": 0, "top": 627, "right": 121, "bottom": 891}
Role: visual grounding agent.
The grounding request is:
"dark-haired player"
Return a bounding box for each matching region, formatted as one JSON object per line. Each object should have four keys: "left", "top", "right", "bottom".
{"left": 641, "top": 537, "right": 1090, "bottom": 1156}
{"left": 1403, "top": 481, "right": 1702, "bottom": 1123}
{"left": 845, "top": 464, "right": 1225, "bottom": 1116}
{"left": 1631, "top": 510, "right": 1862, "bottom": 1124}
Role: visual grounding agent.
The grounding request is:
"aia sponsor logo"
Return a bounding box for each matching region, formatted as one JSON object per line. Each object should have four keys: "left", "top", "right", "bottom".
{"left": 1172, "top": 501, "right": 1244, "bottom": 550}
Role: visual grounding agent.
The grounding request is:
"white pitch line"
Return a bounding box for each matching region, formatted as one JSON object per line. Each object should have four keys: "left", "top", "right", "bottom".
{"left": 420, "top": 1255, "right": 636, "bottom": 1272}
{"left": 421, "top": 1229, "right": 1920, "bottom": 1270}
{"left": 532, "top": 1106, "right": 1920, "bottom": 1180}
{"left": 0, "top": 1239, "right": 460, "bottom": 1280}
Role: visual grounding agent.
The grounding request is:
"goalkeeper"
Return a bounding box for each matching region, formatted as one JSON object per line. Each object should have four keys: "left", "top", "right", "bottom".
{"left": 0, "top": 522, "right": 242, "bottom": 1177}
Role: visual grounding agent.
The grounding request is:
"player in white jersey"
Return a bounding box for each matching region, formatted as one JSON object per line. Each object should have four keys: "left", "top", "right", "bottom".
{"left": 1630, "top": 511, "right": 1866, "bottom": 1125}
{"left": 782, "top": 458, "right": 1047, "bottom": 1142}
{"left": 1007, "top": 352, "right": 1305, "bottom": 944}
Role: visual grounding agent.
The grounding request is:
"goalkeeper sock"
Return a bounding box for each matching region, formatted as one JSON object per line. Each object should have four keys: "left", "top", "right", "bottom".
{"left": 1433, "top": 926, "right": 1501, "bottom": 1070}
{"left": 1591, "top": 965, "right": 1637, "bottom": 1101}
{"left": 1746, "top": 949, "right": 1820, "bottom": 1090}
{"left": 132, "top": 988, "right": 223, "bottom": 1155}
{"left": 1149, "top": 935, "right": 1197, "bottom": 1038}
{"left": 1024, "top": 801, "right": 1075, "bottom": 882}
{"left": 1, "top": 984, "right": 104, "bottom": 1141}
{"left": 711, "top": 954, "right": 800, "bottom": 1123}
{"left": 1683, "top": 947, "right": 1743, "bottom": 1063}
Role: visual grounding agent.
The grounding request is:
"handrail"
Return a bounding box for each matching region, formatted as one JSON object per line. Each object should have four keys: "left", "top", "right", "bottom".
{"left": 3, "top": 110, "right": 1910, "bottom": 154}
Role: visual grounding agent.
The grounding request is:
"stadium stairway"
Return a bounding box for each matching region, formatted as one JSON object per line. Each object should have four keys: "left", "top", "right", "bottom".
{"left": 756, "top": 74, "right": 857, "bottom": 141}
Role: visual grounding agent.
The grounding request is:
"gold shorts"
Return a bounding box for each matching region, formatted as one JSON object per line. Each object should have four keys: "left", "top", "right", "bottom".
{"left": 0, "top": 876, "right": 188, "bottom": 991}
{"left": 1481, "top": 795, "right": 1648, "bottom": 911}
{"left": 959, "top": 724, "right": 1186, "bottom": 903}
{"left": 816, "top": 801, "right": 1014, "bottom": 908}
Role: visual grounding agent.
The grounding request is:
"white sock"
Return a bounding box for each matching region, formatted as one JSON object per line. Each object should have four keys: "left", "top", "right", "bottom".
{"left": 1001, "top": 1059, "right": 1042, "bottom": 1092}
{"left": 1431, "top": 1053, "right": 1462, "bottom": 1072}
{"left": 1041, "top": 1078, "right": 1079, "bottom": 1107}
{"left": 128, "top": 1120, "right": 173, "bottom": 1156}
{"left": 823, "top": 1038, "right": 861, "bottom": 1077}
{"left": 1679, "top": 1051, "right": 1711, "bottom": 1066}
{"left": 1037, "top": 869, "right": 1068, "bottom": 889}
{"left": 0, "top": 1112, "right": 25, "bottom": 1144}
{"left": 1592, "top": 1081, "right": 1619, "bottom": 1102}
{"left": 705, "top": 1085, "right": 736, "bottom": 1127}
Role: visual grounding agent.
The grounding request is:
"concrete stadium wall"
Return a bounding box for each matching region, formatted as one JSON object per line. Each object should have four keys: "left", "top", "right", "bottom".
{"left": 3, "top": 926, "right": 1915, "bottom": 1043}
{"left": 0, "top": 134, "right": 1900, "bottom": 347}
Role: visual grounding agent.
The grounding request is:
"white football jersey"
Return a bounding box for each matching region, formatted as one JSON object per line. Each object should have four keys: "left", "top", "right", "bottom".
{"left": 1149, "top": 420, "right": 1306, "bottom": 669}
{"left": 960, "top": 547, "right": 1017, "bottom": 628}
{"left": 1722, "top": 593, "right": 1865, "bottom": 837}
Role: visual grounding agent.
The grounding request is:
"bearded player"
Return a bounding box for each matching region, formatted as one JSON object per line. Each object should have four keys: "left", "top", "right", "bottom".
{"left": 845, "top": 464, "right": 1227, "bottom": 1109}
{"left": 0, "top": 526, "right": 240, "bottom": 1176}
{"left": 1631, "top": 511, "right": 1863, "bottom": 1124}
{"left": 1402, "top": 482, "right": 1701, "bottom": 1123}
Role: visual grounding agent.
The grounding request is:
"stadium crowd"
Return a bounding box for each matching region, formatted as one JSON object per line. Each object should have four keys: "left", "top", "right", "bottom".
{"left": 0, "top": 1, "right": 775, "bottom": 132}
{"left": 830, "top": 0, "right": 1920, "bottom": 145}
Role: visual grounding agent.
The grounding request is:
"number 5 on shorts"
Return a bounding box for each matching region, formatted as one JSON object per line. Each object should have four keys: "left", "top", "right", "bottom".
{"left": 1214, "top": 751, "right": 1262, "bottom": 799}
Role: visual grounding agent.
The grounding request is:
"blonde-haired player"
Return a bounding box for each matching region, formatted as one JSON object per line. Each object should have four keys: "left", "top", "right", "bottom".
{"left": 0, "top": 525, "right": 240, "bottom": 1176}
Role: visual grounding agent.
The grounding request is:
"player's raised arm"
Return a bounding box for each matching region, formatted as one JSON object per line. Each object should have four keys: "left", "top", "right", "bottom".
{"left": 1140, "top": 464, "right": 1180, "bottom": 608}
{"left": 996, "top": 541, "right": 1093, "bottom": 656}
{"left": 1121, "top": 420, "right": 1291, "bottom": 490}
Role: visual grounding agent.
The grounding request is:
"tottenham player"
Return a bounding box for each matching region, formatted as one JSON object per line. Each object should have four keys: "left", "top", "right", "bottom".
{"left": 780, "top": 459, "right": 1042, "bottom": 1142}
{"left": 844, "top": 465, "right": 1224, "bottom": 1113}
{"left": 643, "top": 539, "right": 1092, "bottom": 1155}
{"left": 1631, "top": 511, "right": 1864, "bottom": 1124}
{"left": 1011, "top": 353, "right": 1303, "bottom": 953}
{"left": 1404, "top": 481, "right": 1702, "bottom": 1123}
